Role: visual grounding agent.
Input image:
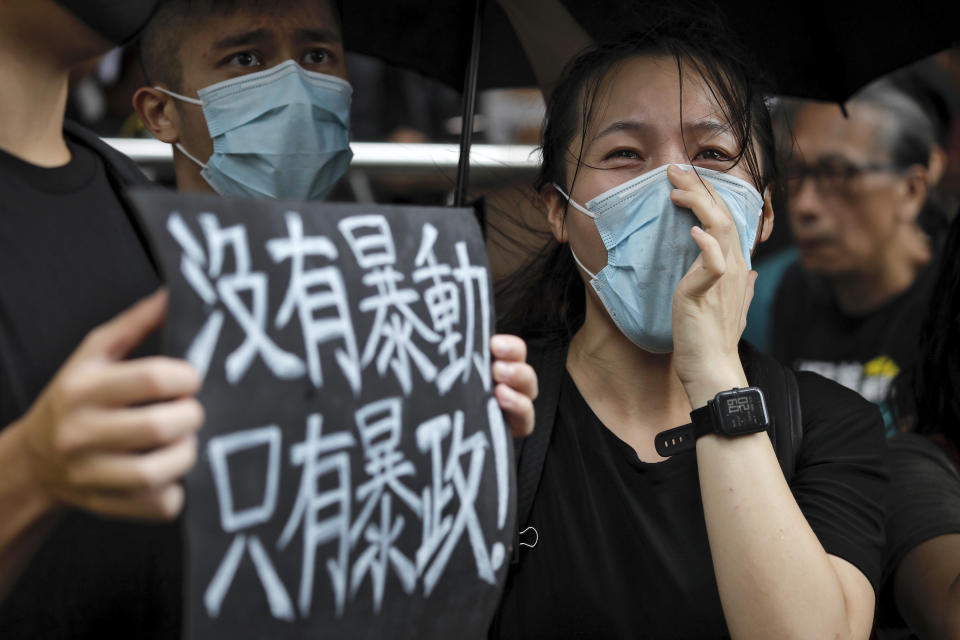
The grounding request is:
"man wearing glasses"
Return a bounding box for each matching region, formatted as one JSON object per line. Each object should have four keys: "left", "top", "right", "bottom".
{"left": 766, "top": 80, "right": 940, "bottom": 434}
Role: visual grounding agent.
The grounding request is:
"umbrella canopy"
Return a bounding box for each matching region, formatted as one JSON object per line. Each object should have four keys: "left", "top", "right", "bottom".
{"left": 560, "top": 0, "right": 960, "bottom": 102}
{"left": 342, "top": 2, "right": 537, "bottom": 93}
{"left": 56, "top": 0, "right": 160, "bottom": 45}
{"left": 344, "top": 0, "right": 958, "bottom": 101}
{"left": 343, "top": 0, "right": 538, "bottom": 205}
{"left": 342, "top": 0, "right": 959, "bottom": 202}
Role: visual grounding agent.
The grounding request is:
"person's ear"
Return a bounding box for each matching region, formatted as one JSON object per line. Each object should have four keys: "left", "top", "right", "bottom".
{"left": 541, "top": 184, "right": 569, "bottom": 243}
{"left": 755, "top": 186, "right": 775, "bottom": 247}
{"left": 898, "top": 164, "right": 930, "bottom": 223}
{"left": 928, "top": 146, "right": 947, "bottom": 186}
{"left": 132, "top": 87, "right": 181, "bottom": 144}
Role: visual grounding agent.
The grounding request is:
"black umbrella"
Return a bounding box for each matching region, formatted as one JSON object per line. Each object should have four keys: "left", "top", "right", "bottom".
{"left": 560, "top": 0, "right": 960, "bottom": 103}
{"left": 343, "top": 0, "right": 537, "bottom": 206}
{"left": 342, "top": 0, "right": 960, "bottom": 204}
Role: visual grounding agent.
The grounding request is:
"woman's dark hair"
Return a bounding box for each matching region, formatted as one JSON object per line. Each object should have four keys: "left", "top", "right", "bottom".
{"left": 894, "top": 210, "right": 960, "bottom": 450}
{"left": 495, "top": 13, "right": 778, "bottom": 344}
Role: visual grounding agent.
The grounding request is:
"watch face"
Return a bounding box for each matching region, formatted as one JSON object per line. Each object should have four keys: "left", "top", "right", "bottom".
{"left": 717, "top": 388, "right": 769, "bottom": 435}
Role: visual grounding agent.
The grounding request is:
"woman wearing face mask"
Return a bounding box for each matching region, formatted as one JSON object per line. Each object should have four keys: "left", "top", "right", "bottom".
{"left": 489, "top": 18, "right": 887, "bottom": 640}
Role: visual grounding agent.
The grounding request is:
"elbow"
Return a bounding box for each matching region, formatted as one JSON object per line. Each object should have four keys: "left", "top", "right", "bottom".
{"left": 946, "top": 618, "right": 960, "bottom": 640}
{"left": 944, "top": 576, "right": 960, "bottom": 640}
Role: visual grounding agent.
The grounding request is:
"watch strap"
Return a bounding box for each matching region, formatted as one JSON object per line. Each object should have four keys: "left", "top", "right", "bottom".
{"left": 689, "top": 404, "right": 716, "bottom": 436}
{"left": 654, "top": 388, "right": 770, "bottom": 458}
{"left": 654, "top": 405, "right": 716, "bottom": 457}
{"left": 654, "top": 423, "right": 697, "bottom": 456}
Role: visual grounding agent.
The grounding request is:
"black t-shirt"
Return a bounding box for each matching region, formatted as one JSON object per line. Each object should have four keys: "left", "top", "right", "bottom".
{"left": 0, "top": 130, "right": 181, "bottom": 639}
{"left": 877, "top": 432, "right": 960, "bottom": 636}
{"left": 770, "top": 260, "right": 936, "bottom": 435}
{"left": 491, "top": 369, "right": 887, "bottom": 639}
{"left": 0, "top": 134, "right": 159, "bottom": 423}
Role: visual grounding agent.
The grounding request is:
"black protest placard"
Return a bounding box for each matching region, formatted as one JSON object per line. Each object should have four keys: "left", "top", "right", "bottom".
{"left": 128, "top": 190, "right": 515, "bottom": 640}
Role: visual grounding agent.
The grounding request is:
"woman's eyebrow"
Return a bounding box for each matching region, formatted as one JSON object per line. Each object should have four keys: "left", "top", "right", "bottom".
{"left": 591, "top": 119, "right": 652, "bottom": 142}
{"left": 686, "top": 119, "right": 733, "bottom": 138}
{"left": 590, "top": 119, "right": 732, "bottom": 144}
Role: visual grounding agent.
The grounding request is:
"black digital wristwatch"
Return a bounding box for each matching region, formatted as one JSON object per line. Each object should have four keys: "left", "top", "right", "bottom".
{"left": 654, "top": 387, "right": 770, "bottom": 457}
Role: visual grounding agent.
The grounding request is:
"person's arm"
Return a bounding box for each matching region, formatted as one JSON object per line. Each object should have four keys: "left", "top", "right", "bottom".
{"left": 694, "top": 429, "right": 875, "bottom": 640}
{"left": 496, "top": 0, "right": 593, "bottom": 101}
{"left": 668, "top": 164, "right": 878, "bottom": 640}
{"left": 894, "top": 534, "right": 960, "bottom": 640}
{"left": 883, "top": 433, "right": 960, "bottom": 640}
{"left": 0, "top": 290, "right": 203, "bottom": 601}
{"left": 0, "top": 426, "right": 58, "bottom": 599}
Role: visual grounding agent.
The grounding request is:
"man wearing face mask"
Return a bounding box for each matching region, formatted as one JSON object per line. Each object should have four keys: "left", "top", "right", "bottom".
{"left": 130, "top": 0, "right": 540, "bottom": 426}
{"left": 0, "top": 1, "right": 205, "bottom": 638}
{"left": 132, "top": 0, "right": 352, "bottom": 200}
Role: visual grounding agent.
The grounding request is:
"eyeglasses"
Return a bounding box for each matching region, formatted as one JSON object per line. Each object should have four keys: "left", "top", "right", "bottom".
{"left": 785, "top": 159, "right": 901, "bottom": 199}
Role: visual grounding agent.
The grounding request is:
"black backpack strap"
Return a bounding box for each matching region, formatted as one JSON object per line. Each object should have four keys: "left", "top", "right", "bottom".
{"left": 62, "top": 121, "right": 161, "bottom": 274}
{"left": 784, "top": 366, "right": 803, "bottom": 463}
{"left": 63, "top": 120, "right": 151, "bottom": 188}
{"left": 511, "top": 341, "right": 566, "bottom": 563}
{"left": 741, "top": 342, "right": 804, "bottom": 481}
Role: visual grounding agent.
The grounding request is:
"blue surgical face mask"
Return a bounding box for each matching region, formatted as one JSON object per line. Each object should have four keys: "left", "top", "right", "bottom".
{"left": 555, "top": 164, "right": 765, "bottom": 353}
{"left": 156, "top": 59, "right": 353, "bottom": 200}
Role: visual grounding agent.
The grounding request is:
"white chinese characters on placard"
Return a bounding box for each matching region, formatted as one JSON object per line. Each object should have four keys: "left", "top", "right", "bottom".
{"left": 137, "top": 199, "right": 513, "bottom": 640}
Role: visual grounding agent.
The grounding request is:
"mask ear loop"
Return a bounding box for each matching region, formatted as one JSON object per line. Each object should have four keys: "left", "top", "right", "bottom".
{"left": 552, "top": 184, "right": 599, "bottom": 279}
{"left": 569, "top": 246, "right": 598, "bottom": 280}
{"left": 174, "top": 142, "right": 209, "bottom": 170}
{"left": 751, "top": 185, "right": 770, "bottom": 257}
{"left": 150, "top": 87, "right": 209, "bottom": 169}
{"left": 153, "top": 86, "right": 203, "bottom": 106}
{"left": 552, "top": 183, "right": 595, "bottom": 218}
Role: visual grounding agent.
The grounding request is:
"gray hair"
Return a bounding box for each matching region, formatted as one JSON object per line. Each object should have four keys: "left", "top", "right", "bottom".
{"left": 850, "top": 78, "right": 937, "bottom": 170}
{"left": 777, "top": 80, "right": 937, "bottom": 170}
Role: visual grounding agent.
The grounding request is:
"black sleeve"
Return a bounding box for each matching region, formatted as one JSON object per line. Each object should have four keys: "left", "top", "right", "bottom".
{"left": 789, "top": 371, "right": 888, "bottom": 593}
{"left": 883, "top": 432, "right": 960, "bottom": 579}
{"left": 769, "top": 261, "right": 804, "bottom": 365}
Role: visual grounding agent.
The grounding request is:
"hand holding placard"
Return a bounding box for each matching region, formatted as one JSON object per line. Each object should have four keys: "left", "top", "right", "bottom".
{"left": 14, "top": 289, "right": 203, "bottom": 519}
{"left": 491, "top": 334, "right": 537, "bottom": 438}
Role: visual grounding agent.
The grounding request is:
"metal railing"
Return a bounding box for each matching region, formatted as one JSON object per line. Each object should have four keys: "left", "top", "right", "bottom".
{"left": 103, "top": 138, "right": 541, "bottom": 183}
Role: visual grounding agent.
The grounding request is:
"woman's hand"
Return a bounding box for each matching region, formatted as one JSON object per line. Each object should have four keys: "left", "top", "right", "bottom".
{"left": 490, "top": 335, "right": 538, "bottom": 437}
{"left": 666, "top": 164, "right": 754, "bottom": 407}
